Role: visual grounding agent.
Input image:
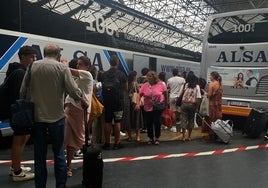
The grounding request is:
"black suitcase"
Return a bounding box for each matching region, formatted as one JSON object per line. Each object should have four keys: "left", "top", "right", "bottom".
{"left": 243, "top": 108, "right": 268, "bottom": 138}
{"left": 82, "top": 108, "right": 103, "bottom": 188}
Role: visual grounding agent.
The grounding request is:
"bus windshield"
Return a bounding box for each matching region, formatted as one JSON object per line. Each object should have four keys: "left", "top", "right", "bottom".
{"left": 208, "top": 13, "right": 268, "bottom": 44}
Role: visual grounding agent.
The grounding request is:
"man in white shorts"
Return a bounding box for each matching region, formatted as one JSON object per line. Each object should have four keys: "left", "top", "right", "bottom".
{"left": 167, "top": 69, "right": 185, "bottom": 132}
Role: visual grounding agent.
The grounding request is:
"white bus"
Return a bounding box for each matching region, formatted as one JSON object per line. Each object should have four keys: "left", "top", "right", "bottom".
{"left": 201, "top": 8, "right": 268, "bottom": 117}
{"left": 0, "top": 29, "right": 200, "bottom": 137}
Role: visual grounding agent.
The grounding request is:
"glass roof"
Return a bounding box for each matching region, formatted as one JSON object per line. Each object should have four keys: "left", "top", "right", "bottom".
{"left": 23, "top": 0, "right": 268, "bottom": 53}
{"left": 25, "top": 0, "right": 218, "bottom": 53}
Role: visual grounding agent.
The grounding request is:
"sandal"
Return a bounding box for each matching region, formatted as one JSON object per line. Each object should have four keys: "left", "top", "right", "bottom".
{"left": 126, "top": 137, "right": 132, "bottom": 142}
{"left": 154, "top": 140, "right": 160, "bottom": 145}
{"left": 147, "top": 139, "right": 154, "bottom": 145}
{"left": 67, "top": 168, "right": 72, "bottom": 177}
{"left": 136, "top": 138, "right": 142, "bottom": 142}
{"left": 136, "top": 135, "right": 141, "bottom": 142}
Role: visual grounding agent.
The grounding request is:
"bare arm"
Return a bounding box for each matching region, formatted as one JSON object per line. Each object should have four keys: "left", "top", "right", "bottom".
{"left": 163, "top": 90, "right": 168, "bottom": 106}
{"left": 207, "top": 83, "right": 214, "bottom": 98}
{"left": 69, "top": 68, "right": 80, "bottom": 77}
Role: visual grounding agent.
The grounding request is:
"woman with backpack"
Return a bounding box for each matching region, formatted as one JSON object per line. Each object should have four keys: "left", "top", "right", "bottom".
{"left": 180, "top": 71, "right": 201, "bottom": 141}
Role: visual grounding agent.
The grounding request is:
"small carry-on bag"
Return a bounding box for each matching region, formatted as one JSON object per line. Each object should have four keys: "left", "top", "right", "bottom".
{"left": 161, "top": 108, "right": 173, "bottom": 128}
{"left": 243, "top": 108, "right": 268, "bottom": 138}
{"left": 82, "top": 107, "right": 103, "bottom": 188}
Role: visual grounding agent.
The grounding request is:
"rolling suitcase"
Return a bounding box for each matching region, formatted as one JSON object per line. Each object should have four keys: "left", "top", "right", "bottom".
{"left": 196, "top": 113, "right": 233, "bottom": 144}
{"left": 82, "top": 108, "right": 103, "bottom": 188}
{"left": 210, "top": 119, "right": 233, "bottom": 143}
{"left": 243, "top": 108, "right": 268, "bottom": 138}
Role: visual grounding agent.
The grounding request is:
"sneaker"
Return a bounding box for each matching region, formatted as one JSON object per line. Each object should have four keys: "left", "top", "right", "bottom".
{"left": 12, "top": 171, "right": 35, "bottom": 182}
{"left": 140, "top": 129, "right": 147, "bottom": 133}
{"left": 73, "top": 150, "right": 83, "bottom": 159}
{"left": 170, "top": 126, "right": 177, "bottom": 133}
{"left": 264, "top": 134, "right": 268, "bottom": 141}
{"left": 154, "top": 140, "right": 160, "bottom": 145}
{"left": 161, "top": 125, "right": 168, "bottom": 130}
{"left": 67, "top": 168, "right": 72, "bottom": 177}
{"left": 9, "top": 165, "right": 32, "bottom": 176}
{"left": 120, "top": 131, "right": 126, "bottom": 137}
{"left": 176, "top": 121, "right": 181, "bottom": 125}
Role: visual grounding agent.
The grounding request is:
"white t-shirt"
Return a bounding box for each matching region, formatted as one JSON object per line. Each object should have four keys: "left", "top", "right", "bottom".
{"left": 65, "top": 70, "right": 93, "bottom": 112}
{"left": 167, "top": 76, "right": 186, "bottom": 98}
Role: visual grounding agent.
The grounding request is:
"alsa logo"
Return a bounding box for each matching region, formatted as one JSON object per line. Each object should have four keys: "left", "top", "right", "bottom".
{"left": 32, "top": 45, "right": 104, "bottom": 71}
{"left": 216, "top": 51, "right": 268, "bottom": 63}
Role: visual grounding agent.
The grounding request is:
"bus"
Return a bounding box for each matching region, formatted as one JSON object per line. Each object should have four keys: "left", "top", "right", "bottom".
{"left": 0, "top": 29, "right": 200, "bottom": 137}
{"left": 201, "top": 8, "right": 268, "bottom": 117}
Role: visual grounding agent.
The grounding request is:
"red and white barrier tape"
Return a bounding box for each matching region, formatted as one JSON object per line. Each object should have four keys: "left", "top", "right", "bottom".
{"left": 0, "top": 143, "right": 267, "bottom": 165}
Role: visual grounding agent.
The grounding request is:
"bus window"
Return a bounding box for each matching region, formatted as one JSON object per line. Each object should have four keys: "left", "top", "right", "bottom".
{"left": 208, "top": 13, "right": 268, "bottom": 44}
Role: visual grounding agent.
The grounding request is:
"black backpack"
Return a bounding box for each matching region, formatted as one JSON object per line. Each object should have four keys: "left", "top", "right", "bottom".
{"left": 0, "top": 76, "right": 12, "bottom": 120}
{"left": 0, "top": 69, "right": 24, "bottom": 120}
{"left": 102, "top": 70, "right": 120, "bottom": 102}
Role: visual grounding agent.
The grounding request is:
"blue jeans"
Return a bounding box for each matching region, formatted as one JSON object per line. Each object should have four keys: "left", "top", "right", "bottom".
{"left": 33, "top": 118, "right": 67, "bottom": 188}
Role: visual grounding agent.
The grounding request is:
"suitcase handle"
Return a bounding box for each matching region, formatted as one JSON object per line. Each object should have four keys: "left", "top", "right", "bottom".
{"left": 195, "top": 113, "right": 211, "bottom": 128}
{"left": 84, "top": 107, "right": 89, "bottom": 147}
{"left": 195, "top": 113, "right": 234, "bottom": 136}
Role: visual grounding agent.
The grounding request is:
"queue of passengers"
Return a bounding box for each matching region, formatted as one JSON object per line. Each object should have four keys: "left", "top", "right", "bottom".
{"left": 3, "top": 44, "right": 222, "bottom": 187}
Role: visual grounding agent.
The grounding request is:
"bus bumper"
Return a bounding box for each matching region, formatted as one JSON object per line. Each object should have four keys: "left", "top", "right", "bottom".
{"left": 0, "top": 122, "right": 13, "bottom": 137}
{"left": 222, "top": 105, "right": 252, "bottom": 117}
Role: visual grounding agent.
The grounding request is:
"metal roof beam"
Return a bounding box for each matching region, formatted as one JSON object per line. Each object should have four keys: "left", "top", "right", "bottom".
{"left": 63, "top": 1, "right": 93, "bottom": 17}
{"left": 35, "top": 0, "right": 51, "bottom": 7}
{"left": 202, "top": 0, "right": 220, "bottom": 12}
{"left": 91, "top": 0, "right": 202, "bottom": 41}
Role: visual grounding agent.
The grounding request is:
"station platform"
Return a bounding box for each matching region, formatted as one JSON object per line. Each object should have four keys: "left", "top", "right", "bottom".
{"left": 1, "top": 123, "right": 268, "bottom": 188}
{"left": 119, "top": 126, "right": 207, "bottom": 144}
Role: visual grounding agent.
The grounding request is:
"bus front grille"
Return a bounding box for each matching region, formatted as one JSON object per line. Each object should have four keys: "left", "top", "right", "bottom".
{"left": 256, "top": 76, "right": 268, "bottom": 94}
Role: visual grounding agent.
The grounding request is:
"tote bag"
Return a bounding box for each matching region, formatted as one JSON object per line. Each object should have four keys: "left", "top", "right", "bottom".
{"left": 161, "top": 108, "right": 173, "bottom": 128}
{"left": 131, "top": 84, "right": 139, "bottom": 104}
{"left": 199, "top": 96, "right": 209, "bottom": 116}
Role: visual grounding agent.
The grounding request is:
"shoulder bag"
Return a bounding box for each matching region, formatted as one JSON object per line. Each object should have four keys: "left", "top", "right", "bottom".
{"left": 89, "top": 93, "right": 104, "bottom": 120}
{"left": 150, "top": 85, "right": 165, "bottom": 111}
{"left": 176, "top": 84, "right": 185, "bottom": 107}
